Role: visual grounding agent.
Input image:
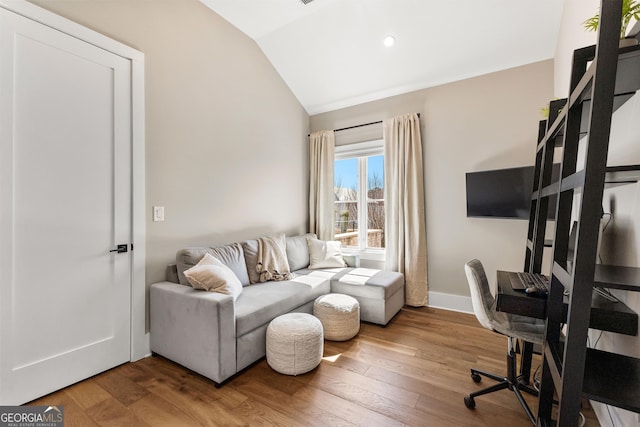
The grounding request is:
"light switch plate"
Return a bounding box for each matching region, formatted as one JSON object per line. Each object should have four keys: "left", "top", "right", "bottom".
{"left": 153, "top": 206, "right": 164, "bottom": 222}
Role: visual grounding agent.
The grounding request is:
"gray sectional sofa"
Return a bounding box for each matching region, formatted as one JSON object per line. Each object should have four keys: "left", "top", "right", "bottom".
{"left": 150, "top": 233, "right": 405, "bottom": 385}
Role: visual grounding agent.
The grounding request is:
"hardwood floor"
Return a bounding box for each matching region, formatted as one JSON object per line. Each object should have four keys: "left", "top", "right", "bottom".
{"left": 28, "top": 307, "right": 599, "bottom": 426}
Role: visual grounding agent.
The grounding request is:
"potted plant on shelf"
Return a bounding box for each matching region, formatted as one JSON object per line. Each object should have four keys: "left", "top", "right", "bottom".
{"left": 583, "top": 0, "right": 640, "bottom": 45}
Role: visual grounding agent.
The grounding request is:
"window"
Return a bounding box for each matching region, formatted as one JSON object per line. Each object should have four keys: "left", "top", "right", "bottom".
{"left": 334, "top": 140, "right": 385, "bottom": 256}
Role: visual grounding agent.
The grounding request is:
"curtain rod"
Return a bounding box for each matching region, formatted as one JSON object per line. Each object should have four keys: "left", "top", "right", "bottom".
{"left": 334, "top": 119, "right": 382, "bottom": 133}
{"left": 308, "top": 113, "right": 420, "bottom": 137}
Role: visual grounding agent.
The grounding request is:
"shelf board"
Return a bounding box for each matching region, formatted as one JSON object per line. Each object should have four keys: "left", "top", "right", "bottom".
{"left": 595, "top": 264, "right": 640, "bottom": 291}
{"left": 497, "top": 269, "right": 638, "bottom": 336}
{"left": 535, "top": 165, "right": 640, "bottom": 200}
{"left": 587, "top": 288, "right": 638, "bottom": 336}
{"left": 540, "top": 44, "right": 640, "bottom": 149}
{"left": 605, "top": 164, "right": 640, "bottom": 183}
{"left": 547, "top": 94, "right": 635, "bottom": 146}
{"left": 548, "top": 262, "right": 639, "bottom": 335}
{"left": 545, "top": 343, "right": 640, "bottom": 412}
{"left": 571, "top": 44, "right": 640, "bottom": 113}
{"left": 575, "top": 94, "right": 636, "bottom": 141}
{"left": 542, "top": 346, "right": 640, "bottom": 414}
{"left": 615, "top": 45, "right": 640, "bottom": 96}
{"left": 583, "top": 348, "right": 640, "bottom": 413}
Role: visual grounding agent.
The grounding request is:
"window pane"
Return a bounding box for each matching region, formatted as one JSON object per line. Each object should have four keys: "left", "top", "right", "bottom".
{"left": 334, "top": 158, "right": 358, "bottom": 247}
{"left": 367, "top": 155, "right": 384, "bottom": 248}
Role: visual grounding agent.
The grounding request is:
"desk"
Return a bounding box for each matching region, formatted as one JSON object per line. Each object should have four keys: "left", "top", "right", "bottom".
{"left": 496, "top": 270, "right": 639, "bottom": 386}
{"left": 496, "top": 270, "right": 638, "bottom": 336}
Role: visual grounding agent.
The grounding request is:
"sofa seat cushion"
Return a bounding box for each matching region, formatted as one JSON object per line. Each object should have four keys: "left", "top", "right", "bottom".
{"left": 296, "top": 267, "right": 404, "bottom": 300}
{"left": 235, "top": 275, "right": 330, "bottom": 337}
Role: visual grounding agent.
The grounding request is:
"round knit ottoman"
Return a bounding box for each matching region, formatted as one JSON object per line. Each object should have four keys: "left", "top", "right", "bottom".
{"left": 266, "top": 313, "right": 323, "bottom": 375}
{"left": 313, "top": 293, "right": 360, "bottom": 341}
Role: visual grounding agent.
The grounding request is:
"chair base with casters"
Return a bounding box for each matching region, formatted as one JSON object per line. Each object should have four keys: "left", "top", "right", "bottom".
{"left": 464, "top": 336, "right": 538, "bottom": 425}
{"left": 463, "top": 259, "right": 545, "bottom": 426}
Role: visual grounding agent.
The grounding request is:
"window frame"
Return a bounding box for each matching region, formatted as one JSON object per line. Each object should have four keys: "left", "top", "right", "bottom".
{"left": 334, "top": 139, "right": 385, "bottom": 261}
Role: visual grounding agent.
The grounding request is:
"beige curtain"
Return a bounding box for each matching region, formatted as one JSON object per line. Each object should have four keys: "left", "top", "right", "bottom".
{"left": 309, "top": 130, "right": 335, "bottom": 241}
{"left": 383, "top": 113, "right": 428, "bottom": 307}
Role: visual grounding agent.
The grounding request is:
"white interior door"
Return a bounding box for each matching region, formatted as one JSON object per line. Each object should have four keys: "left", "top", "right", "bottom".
{"left": 0, "top": 8, "right": 132, "bottom": 405}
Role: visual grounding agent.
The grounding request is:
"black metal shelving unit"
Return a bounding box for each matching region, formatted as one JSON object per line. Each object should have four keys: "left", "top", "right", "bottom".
{"left": 524, "top": 1, "right": 640, "bottom": 425}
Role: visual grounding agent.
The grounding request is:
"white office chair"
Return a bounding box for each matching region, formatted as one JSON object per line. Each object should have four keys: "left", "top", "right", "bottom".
{"left": 464, "top": 259, "right": 545, "bottom": 425}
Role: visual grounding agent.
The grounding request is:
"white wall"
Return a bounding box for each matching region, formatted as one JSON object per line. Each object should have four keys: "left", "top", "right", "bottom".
{"left": 554, "top": 0, "right": 601, "bottom": 96}
{"left": 555, "top": 1, "right": 640, "bottom": 426}
{"left": 29, "top": 0, "right": 310, "bottom": 330}
{"left": 311, "top": 60, "right": 554, "bottom": 304}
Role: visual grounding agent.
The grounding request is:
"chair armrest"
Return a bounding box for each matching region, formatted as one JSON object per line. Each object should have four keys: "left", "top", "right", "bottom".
{"left": 150, "top": 282, "right": 236, "bottom": 384}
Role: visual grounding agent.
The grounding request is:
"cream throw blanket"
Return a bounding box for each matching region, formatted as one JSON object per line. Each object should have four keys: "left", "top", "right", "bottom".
{"left": 256, "top": 234, "right": 294, "bottom": 282}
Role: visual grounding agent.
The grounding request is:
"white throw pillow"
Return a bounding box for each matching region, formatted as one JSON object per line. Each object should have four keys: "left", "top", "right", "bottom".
{"left": 183, "top": 253, "right": 243, "bottom": 301}
{"left": 307, "top": 237, "right": 347, "bottom": 269}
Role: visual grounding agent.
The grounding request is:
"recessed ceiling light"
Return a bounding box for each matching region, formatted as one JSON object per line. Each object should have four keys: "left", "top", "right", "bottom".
{"left": 383, "top": 35, "right": 396, "bottom": 47}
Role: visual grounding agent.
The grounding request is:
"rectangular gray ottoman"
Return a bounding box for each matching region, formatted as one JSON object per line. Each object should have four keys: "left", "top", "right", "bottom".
{"left": 299, "top": 267, "right": 405, "bottom": 325}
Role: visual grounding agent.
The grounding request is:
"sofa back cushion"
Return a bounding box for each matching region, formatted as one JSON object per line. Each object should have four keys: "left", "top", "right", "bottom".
{"left": 241, "top": 239, "right": 260, "bottom": 284}
{"left": 242, "top": 233, "right": 317, "bottom": 283}
{"left": 285, "top": 233, "right": 316, "bottom": 271}
{"left": 176, "top": 242, "right": 250, "bottom": 286}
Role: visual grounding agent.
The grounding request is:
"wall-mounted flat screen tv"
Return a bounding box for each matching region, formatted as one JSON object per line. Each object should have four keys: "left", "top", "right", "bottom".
{"left": 465, "top": 165, "right": 558, "bottom": 219}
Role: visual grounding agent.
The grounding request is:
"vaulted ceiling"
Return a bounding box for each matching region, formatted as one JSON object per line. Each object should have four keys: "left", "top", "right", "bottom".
{"left": 200, "top": 0, "right": 565, "bottom": 115}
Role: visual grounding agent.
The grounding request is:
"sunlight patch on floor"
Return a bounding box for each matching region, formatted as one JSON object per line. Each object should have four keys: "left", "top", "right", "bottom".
{"left": 322, "top": 353, "right": 341, "bottom": 362}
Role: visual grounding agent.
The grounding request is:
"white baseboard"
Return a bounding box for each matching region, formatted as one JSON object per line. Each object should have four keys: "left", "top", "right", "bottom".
{"left": 428, "top": 291, "right": 473, "bottom": 314}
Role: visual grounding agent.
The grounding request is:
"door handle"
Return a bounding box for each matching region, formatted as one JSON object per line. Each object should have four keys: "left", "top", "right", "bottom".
{"left": 109, "top": 244, "right": 129, "bottom": 253}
